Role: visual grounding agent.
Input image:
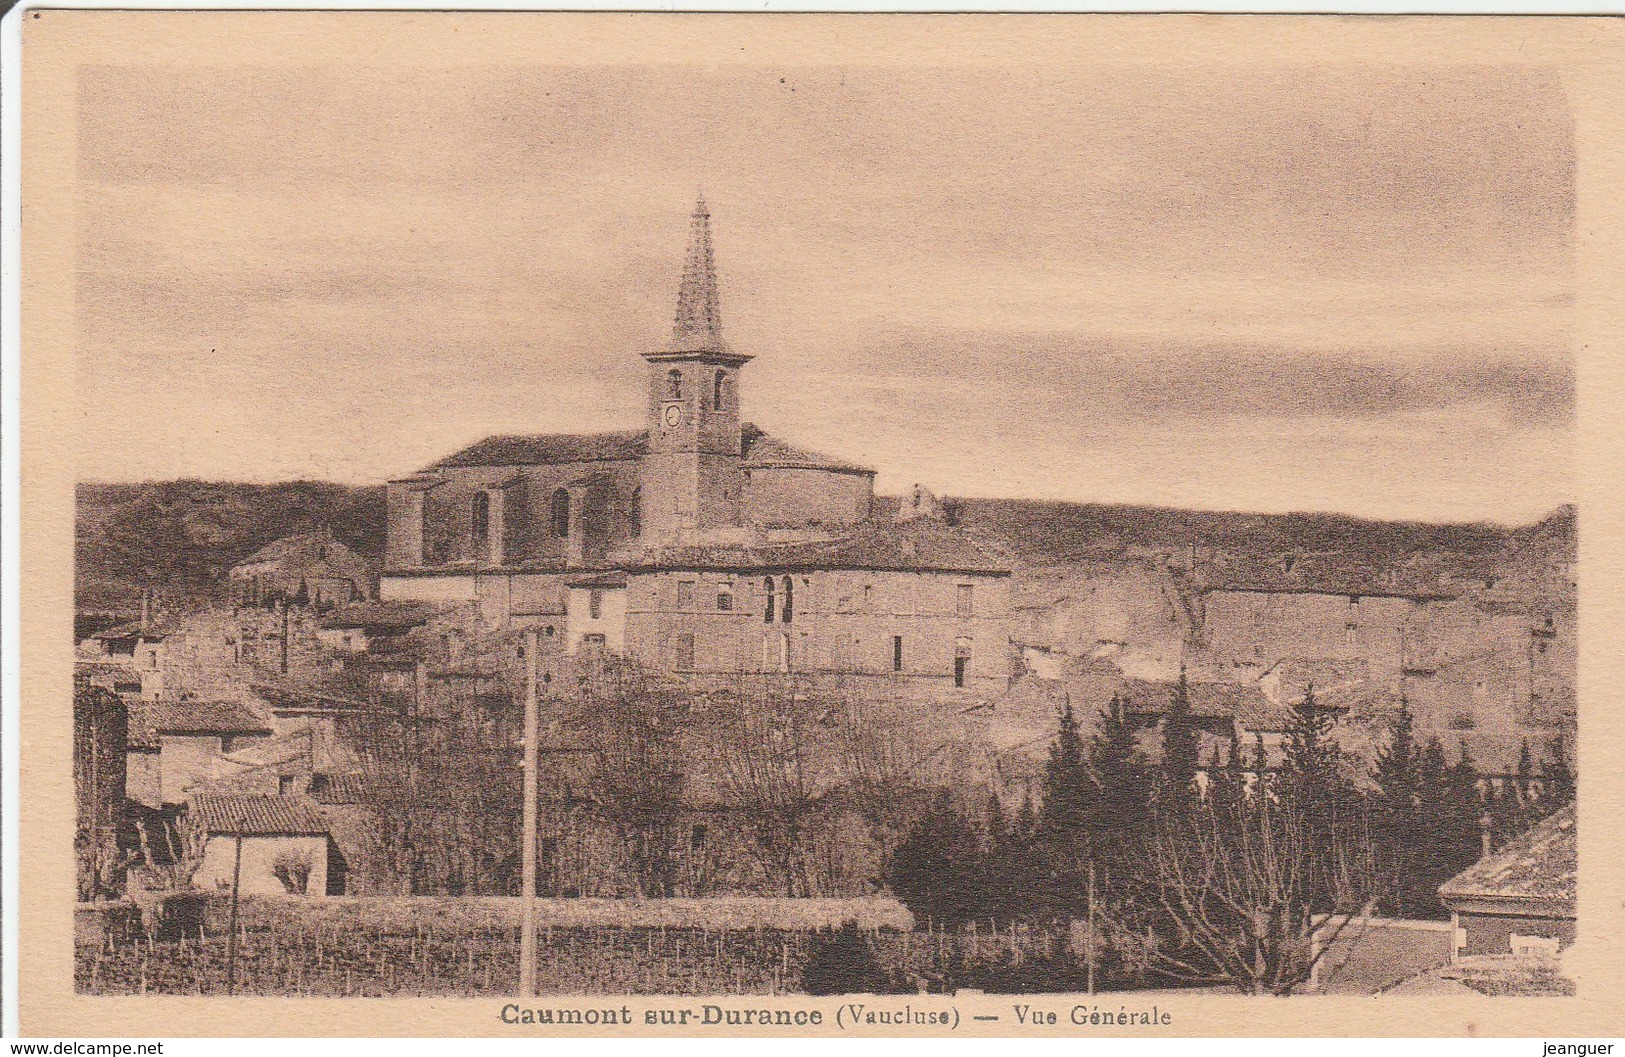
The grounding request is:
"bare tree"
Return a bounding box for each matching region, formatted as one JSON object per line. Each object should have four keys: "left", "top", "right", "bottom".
{"left": 704, "top": 674, "right": 832, "bottom": 897}
{"left": 1141, "top": 784, "right": 1377, "bottom": 995}
{"left": 577, "top": 658, "right": 687, "bottom": 897}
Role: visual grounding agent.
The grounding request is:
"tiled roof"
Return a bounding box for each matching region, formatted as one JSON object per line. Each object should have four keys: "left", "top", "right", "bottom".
{"left": 187, "top": 793, "right": 330, "bottom": 836}
{"left": 89, "top": 622, "right": 167, "bottom": 640}
{"left": 741, "top": 425, "right": 873, "bottom": 474}
{"left": 232, "top": 533, "right": 371, "bottom": 574}
{"left": 308, "top": 772, "right": 366, "bottom": 805}
{"left": 1200, "top": 556, "right": 1453, "bottom": 600}
{"left": 431, "top": 430, "right": 649, "bottom": 468}
{"left": 319, "top": 600, "right": 437, "bottom": 630}
{"left": 426, "top": 423, "right": 874, "bottom": 476}
{"left": 1117, "top": 678, "right": 1291, "bottom": 732}
{"left": 765, "top": 520, "right": 1010, "bottom": 575}
{"left": 1439, "top": 805, "right": 1575, "bottom": 909}
{"left": 130, "top": 699, "right": 271, "bottom": 740}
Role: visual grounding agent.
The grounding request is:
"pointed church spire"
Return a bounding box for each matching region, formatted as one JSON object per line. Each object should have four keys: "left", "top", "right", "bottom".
{"left": 670, "top": 194, "right": 726, "bottom": 353}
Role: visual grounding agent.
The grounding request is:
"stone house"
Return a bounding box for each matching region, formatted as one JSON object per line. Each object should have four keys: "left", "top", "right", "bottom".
{"left": 228, "top": 530, "right": 374, "bottom": 608}
{"left": 1439, "top": 805, "right": 1576, "bottom": 959}
{"left": 125, "top": 699, "right": 273, "bottom": 807}
{"left": 186, "top": 793, "right": 338, "bottom": 897}
{"left": 78, "top": 623, "right": 168, "bottom": 697}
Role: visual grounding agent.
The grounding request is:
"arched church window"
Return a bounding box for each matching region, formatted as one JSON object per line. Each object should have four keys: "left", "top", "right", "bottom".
{"left": 667, "top": 369, "right": 683, "bottom": 401}
{"left": 628, "top": 487, "right": 641, "bottom": 537}
{"left": 781, "top": 576, "right": 794, "bottom": 624}
{"left": 472, "top": 492, "right": 490, "bottom": 548}
{"left": 713, "top": 370, "right": 726, "bottom": 411}
{"left": 551, "top": 489, "right": 571, "bottom": 538}
{"left": 764, "top": 576, "right": 776, "bottom": 623}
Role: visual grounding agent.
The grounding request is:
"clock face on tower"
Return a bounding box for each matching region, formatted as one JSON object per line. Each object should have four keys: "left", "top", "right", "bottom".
{"left": 663, "top": 403, "right": 683, "bottom": 428}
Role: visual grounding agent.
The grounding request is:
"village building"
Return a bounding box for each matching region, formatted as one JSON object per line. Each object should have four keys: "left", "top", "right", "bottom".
{"left": 124, "top": 699, "right": 274, "bottom": 807}
{"left": 185, "top": 793, "right": 340, "bottom": 897}
{"left": 380, "top": 199, "right": 1013, "bottom": 701}
{"left": 1439, "top": 804, "right": 1576, "bottom": 960}
{"left": 228, "top": 530, "right": 374, "bottom": 609}
{"left": 77, "top": 623, "right": 168, "bottom": 697}
{"left": 315, "top": 600, "right": 437, "bottom": 654}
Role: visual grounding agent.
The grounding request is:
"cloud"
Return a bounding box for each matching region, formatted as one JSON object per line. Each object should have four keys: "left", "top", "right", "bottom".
{"left": 68, "top": 59, "right": 1576, "bottom": 520}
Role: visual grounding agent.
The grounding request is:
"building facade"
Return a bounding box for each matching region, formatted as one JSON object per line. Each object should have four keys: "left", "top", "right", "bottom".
{"left": 381, "top": 199, "right": 1013, "bottom": 699}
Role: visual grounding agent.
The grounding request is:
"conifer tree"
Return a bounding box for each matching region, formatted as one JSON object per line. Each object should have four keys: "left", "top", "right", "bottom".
{"left": 980, "top": 791, "right": 1013, "bottom": 922}
{"left": 1035, "top": 700, "right": 1095, "bottom": 918}
{"left": 1161, "top": 666, "right": 1200, "bottom": 808}
{"left": 888, "top": 790, "right": 981, "bottom": 928}
{"left": 1544, "top": 736, "right": 1575, "bottom": 810}
{"left": 1373, "top": 698, "right": 1417, "bottom": 810}
{"left": 1088, "top": 694, "right": 1153, "bottom": 894}
{"left": 1443, "top": 743, "right": 1486, "bottom": 877}
{"left": 1039, "top": 700, "right": 1091, "bottom": 844}
{"left": 1204, "top": 736, "right": 1248, "bottom": 838}
{"left": 1487, "top": 777, "right": 1525, "bottom": 851}
{"left": 1515, "top": 739, "right": 1535, "bottom": 809}
{"left": 1371, "top": 698, "right": 1420, "bottom": 915}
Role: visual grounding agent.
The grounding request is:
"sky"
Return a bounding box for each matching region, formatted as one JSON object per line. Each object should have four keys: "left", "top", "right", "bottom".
{"left": 74, "top": 61, "right": 1576, "bottom": 525}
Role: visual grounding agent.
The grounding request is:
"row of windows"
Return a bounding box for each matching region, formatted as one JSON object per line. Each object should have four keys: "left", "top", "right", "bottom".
{"left": 469, "top": 486, "right": 645, "bottom": 548}
{"left": 662, "top": 579, "right": 977, "bottom": 619}
{"left": 667, "top": 368, "right": 729, "bottom": 411}
{"left": 667, "top": 631, "right": 975, "bottom": 685}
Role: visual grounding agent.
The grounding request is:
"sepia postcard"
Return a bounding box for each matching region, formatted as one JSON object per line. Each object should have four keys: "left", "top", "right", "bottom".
{"left": 13, "top": 8, "right": 1625, "bottom": 1039}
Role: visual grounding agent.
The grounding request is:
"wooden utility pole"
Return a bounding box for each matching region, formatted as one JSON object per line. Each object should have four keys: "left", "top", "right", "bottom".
{"left": 226, "top": 811, "right": 246, "bottom": 995}
{"left": 279, "top": 598, "right": 291, "bottom": 674}
{"left": 519, "top": 627, "right": 540, "bottom": 997}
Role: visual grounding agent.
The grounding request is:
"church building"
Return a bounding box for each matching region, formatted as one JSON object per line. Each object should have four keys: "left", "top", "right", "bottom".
{"left": 381, "top": 199, "right": 1012, "bottom": 699}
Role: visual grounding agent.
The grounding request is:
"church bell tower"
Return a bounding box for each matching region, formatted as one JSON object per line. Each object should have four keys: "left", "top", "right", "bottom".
{"left": 639, "top": 196, "right": 752, "bottom": 540}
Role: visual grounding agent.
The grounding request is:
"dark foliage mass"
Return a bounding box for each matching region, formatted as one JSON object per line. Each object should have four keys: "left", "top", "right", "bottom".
{"left": 76, "top": 480, "right": 385, "bottom": 611}
{"left": 801, "top": 921, "right": 888, "bottom": 995}
{"left": 884, "top": 686, "right": 1575, "bottom": 995}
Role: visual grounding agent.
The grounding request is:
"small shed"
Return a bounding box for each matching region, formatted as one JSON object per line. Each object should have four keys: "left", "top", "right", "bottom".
{"left": 186, "top": 793, "right": 338, "bottom": 897}
{"left": 1439, "top": 804, "right": 1576, "bottom": 960}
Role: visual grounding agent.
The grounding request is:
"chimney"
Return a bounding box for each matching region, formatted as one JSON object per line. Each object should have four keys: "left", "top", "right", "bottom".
{"left": 1480, "top": 811, "right": 1494, "bottom": 860}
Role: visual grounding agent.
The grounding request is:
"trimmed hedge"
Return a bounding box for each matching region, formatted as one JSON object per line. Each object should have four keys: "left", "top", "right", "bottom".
{"left": 200, "top": 894, "right": 914, "bottom": 935}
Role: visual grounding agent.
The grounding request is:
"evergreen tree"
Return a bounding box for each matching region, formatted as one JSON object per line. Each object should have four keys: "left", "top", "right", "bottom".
{"left": 1515, "top": 739, "right": 1536, "bottom": 810}
{"left": 1280, "top": 684, "right": 1365, "bottom": 913}
{"left": 1015, "top": 791, "right": 1039, "bottom": 844}
{"left": 1039, "top": 701, "right": 1091, "bottom": 843}
{"left": 1034, "top": 701, "right": 1096, "bottom": 919}
{"left": 802, "top": 921, "right": 889, "bottom": 995}
{"left": 1373, "top": 698, "right": 1417, "bottom": 810}
{"left": 1371, "top": 699, "right": 1421, "bottom": 916}
{"left": 888, "top": 790, "right": 981, "bottom": 928}
{"left": 1282, "top": 683, "right": 1342, "bottom": 813}
{"left": 1443, "top": 743, "right": 1486, "bottom": 874}
{"left": 1204, "top": 735, "right": 1249, "bottom": 843}
{"left": 1406, "top": 736, "right": 1454, "bottom": 919}
{"left": 1161, "top": 666, "right": 1200, "bottom": 808}
{"left": 1087, "top": 694, "right": 1153, "bottom": 894}
{"left": 1487, "top": 777, "right": 1525, "bottom": 851}
{"left": 1544, "top": 736, "right": 1575, "bottom": 810}
{"left": 980, "top": 791, "right": 1013, "bottom": 922}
